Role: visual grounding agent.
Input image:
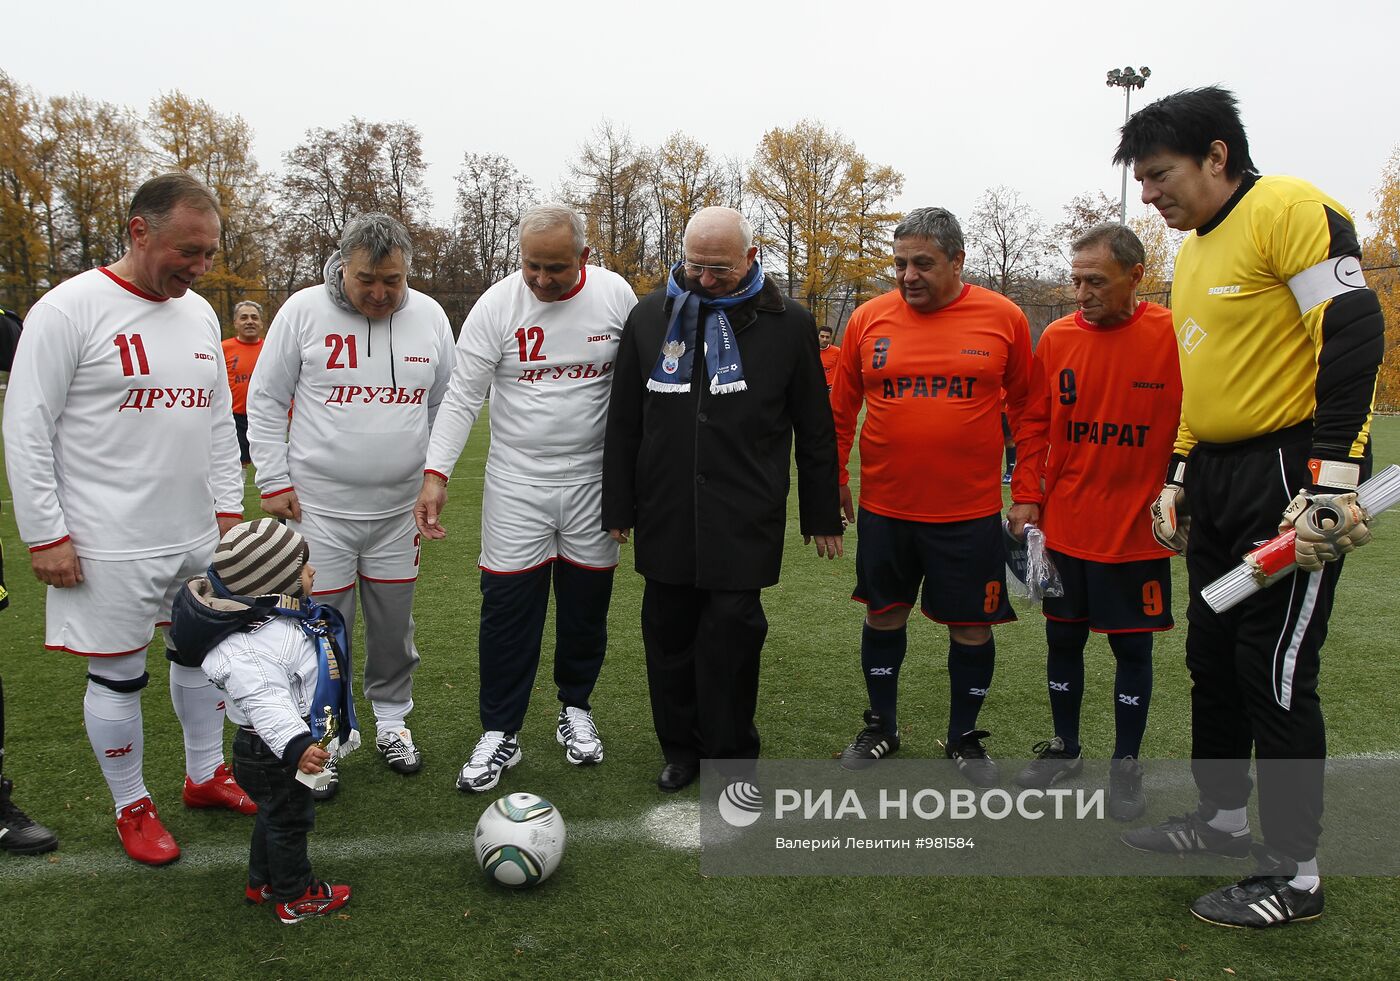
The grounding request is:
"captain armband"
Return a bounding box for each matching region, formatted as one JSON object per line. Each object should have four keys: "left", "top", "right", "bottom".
{"left": 1288, "top": 255, "right": 1368, "bottom": 313}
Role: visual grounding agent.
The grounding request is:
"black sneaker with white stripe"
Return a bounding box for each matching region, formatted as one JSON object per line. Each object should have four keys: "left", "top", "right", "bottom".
{"left": 1190, "top": 846, "right": 1324, "bottom": 928}
{"left": 942, "top": 729, "right": 1000, "bottom": 787}
{"left": 839, "top": 710, "right": 900, "bottom": 771}
{"left": 1120, "top": 802, "right": 1252, "bottom": 857}
{"left": 1012, "top": 736, "right": 1083, "bottom": 789}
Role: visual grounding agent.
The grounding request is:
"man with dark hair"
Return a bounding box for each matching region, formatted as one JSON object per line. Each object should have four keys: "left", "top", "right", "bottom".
{"left": 1006, "top": 222, "right": 1181, "bottom": 820}
{"left": 603, "top": 206, "right": 841, "bottom": 793}
{"left": 248, "top": 213, "right": 454, "bottom": 794}
{"left": 830, "top": 206, "right": 1033, "bottom": 785}
{"left": 818, "top": 326, "right": 840, "bottom": 391}
{"left": 3, "top": 173, "right": 250, "bottom": 865}
{"left": 0, "top": 304, "right": 60, "bottom": 856}
{"left": 1114, "top": 85, "right": 1385, "bottom": 928}
{"left": 223, "top": 300, "right": 265, "bottom": 465}
{"left": 415, "top": 203, "right": 637, "bottom": 793}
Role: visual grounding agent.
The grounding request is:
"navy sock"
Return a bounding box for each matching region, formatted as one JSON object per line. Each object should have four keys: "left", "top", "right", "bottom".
{"left": 1108, "top": 632, "right": 1153, "bottom": 758}
{"left": 947, "top": 637, "right": 994, "bottom": 740}
{"left": 861, "top": 624, "right": 906, "bottom": 731}
{"left": 1045, "top": 619, "right": 1088, "bottom": 754}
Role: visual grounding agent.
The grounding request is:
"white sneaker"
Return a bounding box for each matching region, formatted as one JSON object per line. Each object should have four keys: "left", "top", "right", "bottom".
{"left": 375, "top": 728, "right": 423, "bottom": 775}
{"left": 456, "top": 731, "right": 521, "bottom": 793}
{"left": 555, "top": 706, "right": 604, "bottom": 765}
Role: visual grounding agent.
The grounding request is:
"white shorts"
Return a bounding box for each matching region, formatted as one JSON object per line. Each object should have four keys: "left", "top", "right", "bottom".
{"left": 479, "top": 476, "right": 618, "bottom": 574}
{"left": 44, "top": 542, "right": 215, "bottom": 657}
{"left": 291, "top": 509, "right": 420, "bottom": 596}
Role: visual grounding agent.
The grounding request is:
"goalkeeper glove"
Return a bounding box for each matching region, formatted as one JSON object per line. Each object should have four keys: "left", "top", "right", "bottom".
{"left": 1279, "top": 458, "right": 1372, "bottom": 571}
{"left": 1150, "top": 455, "right": 1189, "bottom": 553}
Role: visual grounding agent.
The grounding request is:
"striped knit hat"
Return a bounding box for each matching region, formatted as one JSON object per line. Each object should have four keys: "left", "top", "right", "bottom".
{"left": 211, "top": 519, "right": 309, "bottom": 597}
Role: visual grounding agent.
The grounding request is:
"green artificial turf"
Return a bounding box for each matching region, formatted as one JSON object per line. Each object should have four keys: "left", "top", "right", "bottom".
{"left": 1, "top": 410, "right": 1397, "bottom": 980}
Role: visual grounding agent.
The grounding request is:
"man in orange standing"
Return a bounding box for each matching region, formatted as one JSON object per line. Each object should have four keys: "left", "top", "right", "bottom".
{"left": 222, "top": 300, "right": 265, "bottom": 465}
{"left": 818, "top": 326, "right": 841, "bottom": 391}
{"left": 1006, "top": 223, "right": 1181, "bottom": 820}
{"left": 831, "top": 206, "right": 1033, "bottom": 785}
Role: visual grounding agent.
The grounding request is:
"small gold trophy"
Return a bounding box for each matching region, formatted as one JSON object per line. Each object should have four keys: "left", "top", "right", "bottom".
{"left": 295, "top": 706, "right": 338, "bottom": 791}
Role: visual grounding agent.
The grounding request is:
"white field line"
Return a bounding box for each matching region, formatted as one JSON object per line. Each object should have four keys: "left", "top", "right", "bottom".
{"left": 0, "top": 802, "right": 700, "bottom": 883}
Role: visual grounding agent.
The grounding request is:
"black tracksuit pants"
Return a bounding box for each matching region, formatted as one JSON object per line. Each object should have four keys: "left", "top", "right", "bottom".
{"left": 1185, "top": 423, "right": 1368, "bottom": 862}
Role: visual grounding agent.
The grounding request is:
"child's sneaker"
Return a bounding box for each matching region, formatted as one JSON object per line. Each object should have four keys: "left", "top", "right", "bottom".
{"left": 245, "top": 883, "right": 272, "bottom": 905}
{"left": 275, "top": 880, "right": 352, "bottom": 924}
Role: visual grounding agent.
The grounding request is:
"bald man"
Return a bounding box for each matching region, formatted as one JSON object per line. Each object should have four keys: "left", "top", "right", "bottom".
{"left": 603, "top": 206, "right": 842, "bottom": 792}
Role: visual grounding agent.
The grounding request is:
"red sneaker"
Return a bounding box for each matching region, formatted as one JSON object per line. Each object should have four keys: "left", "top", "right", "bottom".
{"left": 275, "top": 880, "right": 352, "bottom": 924}
{"left": 183, "top": 763, "right": 257, "bottom": 815}
{"left": 245, "top": 883, "right": 272, "bottom": 905}
{"left": 115, "top": 797, "right": 180, "bottom": 865}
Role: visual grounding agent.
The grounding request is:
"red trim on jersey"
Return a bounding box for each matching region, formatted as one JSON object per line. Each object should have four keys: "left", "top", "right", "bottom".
{"left": 215, "top": 512, "right": 243, "bottom": 520}
{"left": 557, "top": 264, "right": 588, "bottom": 302}
{"left": 359, "top": 574, "right": 419, "bottom": 584}
{"left": 99, "top": 267, "right": 166, "bottom": 302}
{"left": 1073, "top": 300, "right": 1148, "bottom": 332}
{"left": 555, "top": 556, "right": 618, "bottom": 572}
{"left": 479, "top": 557, "right": 558, "bottom": 576}
{"left": 29, "top": 536, "right": 71, "bottom": 553}
{"left": 423, "top": 469, "right": 449, "bottom": 482}
{"left": 47, "top": 641, "right": 151, "bottom": 658}
{"left": 261, "top": 487, "right": 295, "bottom": 500}
{"left": 312, "top": 583, "right": 355, "bottom": 596}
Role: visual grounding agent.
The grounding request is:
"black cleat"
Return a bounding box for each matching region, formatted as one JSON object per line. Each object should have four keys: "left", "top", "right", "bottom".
{"left": 941, "top": 729, "right": 1000, "bottom": 787}
{"left": 1107, "top": 756, "right": 1146, "bottom": 822}
{"left": 0, "top": 777, "right": 59, "bottom": 855}
{"left": 840, "top": 711, "right": 900, "bottom": 771}
{"left": 1190, "top": 845, "right": 1324, "bottom": 928}
{"left": 1121, "top": 802, "right": 1252, "bottom": 857}
{"left": 1012, "top": 736, "right": 1083, "bottom": 789}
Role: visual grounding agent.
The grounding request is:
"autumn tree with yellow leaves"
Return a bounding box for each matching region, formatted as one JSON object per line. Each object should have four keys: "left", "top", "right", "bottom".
{"left": 1364, "top": 147, "right": 1400, "bottom": 409}
{"left": 747, "top": 120, "right": 902, "bottom": 326}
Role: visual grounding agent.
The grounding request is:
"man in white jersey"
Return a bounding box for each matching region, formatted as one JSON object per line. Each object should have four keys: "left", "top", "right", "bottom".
{"left": 415, "top": 203, "right": 638, "bottom": 793}
{"left": 247, "top": 213, "right": 453, "bottom": 796}
{"left": 3, "top": 173, "right": 251, "bottom": 865}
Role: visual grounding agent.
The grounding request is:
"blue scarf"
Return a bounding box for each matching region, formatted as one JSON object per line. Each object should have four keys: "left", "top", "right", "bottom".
{"left": 202, "top": 572, "right": 359, "bottom": 753}
{"left": 648, "top": 261, "right": 765, "bottom": 395}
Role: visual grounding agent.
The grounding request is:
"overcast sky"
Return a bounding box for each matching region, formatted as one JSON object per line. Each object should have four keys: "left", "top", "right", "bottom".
{"left": 10, "top": 0, "right": 1399, "bottom": 239}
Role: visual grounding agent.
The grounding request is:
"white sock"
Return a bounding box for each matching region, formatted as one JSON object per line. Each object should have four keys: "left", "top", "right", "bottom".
{"left": 372, "top": 698, "right": 413, "bottom": 736}
{"left": 1206, "top": 805, "right": 1249, "bottom": 834}
{"left": 1289, "top": 858, "right": 1320, "bottom": 891}
{"left": 84, "top": 681, "right": 147, "bottom": 811}
{"left": 169, "top": 663, "right": 226, "bottom": 783}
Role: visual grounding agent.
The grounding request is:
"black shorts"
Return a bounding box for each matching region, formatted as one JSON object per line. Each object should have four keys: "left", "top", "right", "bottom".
{"left": 1042, "top": 550, "right": 1173, "bottom": 633}
{"left": 853, "top": 509, "right": 1015, "bottom": 625}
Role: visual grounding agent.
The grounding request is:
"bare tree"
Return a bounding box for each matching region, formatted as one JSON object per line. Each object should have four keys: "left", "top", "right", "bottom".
{"left": 454, "top": 151, "right": 535, "bottom": 291}
{"left": 965, "top": 185, "right": 1052, "bottom": 303}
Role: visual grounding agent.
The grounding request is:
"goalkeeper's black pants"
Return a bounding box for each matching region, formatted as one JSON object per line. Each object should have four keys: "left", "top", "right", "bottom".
{"left": 1183, "top": 424, "right": 1369, "bottom": 863}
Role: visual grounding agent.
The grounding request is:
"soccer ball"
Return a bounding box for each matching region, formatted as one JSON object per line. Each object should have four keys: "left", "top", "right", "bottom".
{"left": 473, "top": 792, "right": 567, "bottom": 888}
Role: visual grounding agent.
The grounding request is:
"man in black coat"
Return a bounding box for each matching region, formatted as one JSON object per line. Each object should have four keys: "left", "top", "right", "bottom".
{"left": 602, "top": 207, "right": 842, "bottom": 792}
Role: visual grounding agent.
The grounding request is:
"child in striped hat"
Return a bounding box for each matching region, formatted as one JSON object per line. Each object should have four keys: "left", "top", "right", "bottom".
{"left": 169, "top": 518, "right": 355, "bottom": 924}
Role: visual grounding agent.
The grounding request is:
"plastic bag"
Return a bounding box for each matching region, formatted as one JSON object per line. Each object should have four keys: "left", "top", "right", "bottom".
{"left": 1003, "top": 520, "right": 1063, "bottom": 602}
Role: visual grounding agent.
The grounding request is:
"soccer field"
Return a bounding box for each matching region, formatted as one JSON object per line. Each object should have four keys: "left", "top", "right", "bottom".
{"left": 2, "top": 411, "right": 1398, "bottom": 980}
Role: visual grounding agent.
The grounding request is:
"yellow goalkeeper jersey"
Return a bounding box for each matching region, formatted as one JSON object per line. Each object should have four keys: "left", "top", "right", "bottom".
{"left": 1170, "top": 174, "right": 1377, "bottom": 458}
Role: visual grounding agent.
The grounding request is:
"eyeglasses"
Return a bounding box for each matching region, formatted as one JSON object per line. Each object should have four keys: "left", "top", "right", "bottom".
{"left": 682, "top": 261, "right": 739, "bottom": 277}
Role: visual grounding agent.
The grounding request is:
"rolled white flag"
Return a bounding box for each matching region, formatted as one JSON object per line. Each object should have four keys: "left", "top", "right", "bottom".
{"left": 1203, "top": 464, "right": 1400, "bottom": 613}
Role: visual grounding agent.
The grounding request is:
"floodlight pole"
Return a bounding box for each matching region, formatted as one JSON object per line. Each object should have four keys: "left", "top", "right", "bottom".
{"left": 1107, "top": 65, "right": 1151, "bottom": 224}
